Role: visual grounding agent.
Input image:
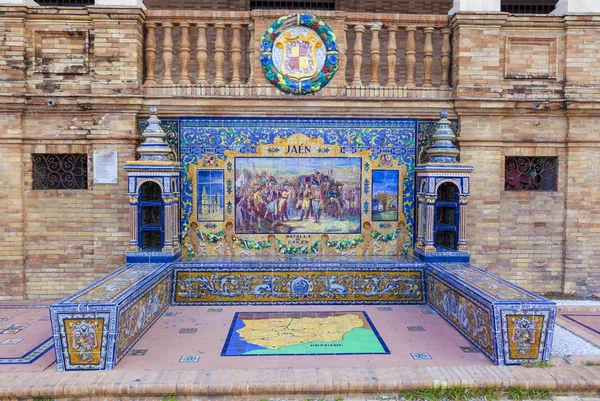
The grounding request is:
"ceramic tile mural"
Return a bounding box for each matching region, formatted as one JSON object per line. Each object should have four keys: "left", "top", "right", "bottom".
{"left": 179, "top": 118, "right": 416, "bottom": 257}
{"left": 431, "top": 263, "right": 535, "bottom": 301}
{"left": 426, "top": 263, "right": 556, "bottom": 365}
{"left": 63, "top": 318, "right": 105, "bottom": 366}
{"left": 67, "top": 264, "right": 164, "bottom": 303}
{"left": 116, "top": 275, "right": 171, "bottom": 361}
{"left": 221, "top": 311, "right": 389, "bottom": 356}
{"left": 51, "top": 263, "right": 172, "bottom": 370}
{"left": 173, "top": 267, "right": 424, "bottom": 305}
{"left": 372, "top": 170, "right": 400, "bottom": 222}
{"left": 499, "top": 308, "right": 554, "bottom": 365}
{"left": 426, "top": 273, "right": 495, "bottom": 359}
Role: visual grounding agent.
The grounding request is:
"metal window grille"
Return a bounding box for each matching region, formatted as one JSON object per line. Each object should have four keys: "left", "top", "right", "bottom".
{"left": 505, "top": 156, "right": 558, "bottom": 191}
{"left": 32, "top": 154, "right": 88, "bottom": 190}
{"left": 250, "top": 0, "right": 335, "bottom": 10}
{"left": 501, "top": 0, "right": 557, "bottom": 14}
{"left": 36, "top": 0, "right": 94, "bottom": 6}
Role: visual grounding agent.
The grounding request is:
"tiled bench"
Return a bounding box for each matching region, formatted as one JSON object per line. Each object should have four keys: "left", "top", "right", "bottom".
{"left": 49, "top": 258, "right": 555, "bottom": 370}
{"left": 50, "top": 263, "right": 172, "bottom": 371}
{"left": 425, "top": 262, "right": 556, "bottom": 365}
{"left": 171, "top": 257, "right": 426, "bottom": 305}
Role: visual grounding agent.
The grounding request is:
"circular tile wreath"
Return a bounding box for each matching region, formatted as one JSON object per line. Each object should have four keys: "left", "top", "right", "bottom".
{"left": 260, "top": 13, "right": 339, "bottom": 95}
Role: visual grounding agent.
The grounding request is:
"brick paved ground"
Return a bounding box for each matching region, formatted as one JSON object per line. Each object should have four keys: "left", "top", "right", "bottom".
{"left": 2, "top": 303, "right": 600, "bottom": 400}
{"left": 1, "top": 364, "right": 600, "bottom": 400}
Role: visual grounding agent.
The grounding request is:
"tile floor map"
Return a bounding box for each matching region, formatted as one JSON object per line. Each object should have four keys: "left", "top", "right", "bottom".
{"left": 221, "top": 311, "right": 389, "bottom": 356}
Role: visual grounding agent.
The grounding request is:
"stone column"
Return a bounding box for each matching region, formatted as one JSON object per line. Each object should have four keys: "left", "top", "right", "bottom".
{"left": 196, "top": 23, "right": 208, "bottom": 85}
{"left": 351, "top": 25, "right": 365, "bottom": 86}
{"left": 424, "top": 194, "right": 437, "bottom": 252}
{"left": 440, "top": 27, "right": 451, "bottom": 89}
{"left": 172, "top": 198, "right": 180, "bottom": 247}
{"left": 214, "top": 23, "right": 226, "bottom": 85}
{"left": 404, "top": 26, "right": 417, "bottom": 89}
{"left": 230, "top": 23, "right": 243, "bottom": 85}
{"left": 163, "top": 196, "right": 173, "bottom": 249}
{"left": 415, "top": 195, "right": 425, "bottom": 247}
{"left": 161, "top": 22, "right": 174, "bottom": 85}
{"left": 449, "top": 0, "right": 500, "bottom": 15}
{"left": 386, "top": 25, "right": 398, "bottom": 87}
{"left": 128, "top": 195, "right": 139, "bottom": 251}
{"left": 144, "top": 23, "right": 157, "bottom": 85}
{"left": 247, "top": 22, "right": 255, "bottom": 85}
{"left": 94, "top": 0, "right": 146, "bottom": 7}
{"left": 179, "top": 22, "right": 191, "bottom": 85}
{"left": 422, "top": 27, "right": 434, "bottom": 88}
{"left": 552, "top": 0, "right": 600, "bottom": 14}
{"left": 369, "top": 23, "right": 382, "bottom": 86}
{"left": 457, "top": 195, "right": 469, "bottom": 252}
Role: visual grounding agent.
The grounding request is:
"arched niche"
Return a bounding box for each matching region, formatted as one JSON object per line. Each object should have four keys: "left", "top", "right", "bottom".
{"left": 138, "top": 181, "right": 163, "bottom": 250}
{"left": 434, "top": 181, "right": 460, "bottom": 250}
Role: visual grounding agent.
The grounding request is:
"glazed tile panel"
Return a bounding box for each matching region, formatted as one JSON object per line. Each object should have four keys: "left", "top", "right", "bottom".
{"left": 429, "top": 263, "right": 538, "bottom": 301}
{"left": 178, "top": 117, "right": 417, "bottom": 258}
{"left": 62, "top": 263, "right": 166, "bottom": 303}
{"left": 115, "top": 274, "right": 171, "bottom": 362}
{"left": 50, "top": 263, "right": 173, "bottom": 370}
{"left": 426, "top": 274, "right": 495, "bottom": 359}
{"left": 425, "top": 263, "right": 556, "bottom": 365}
{"left": 172, "top": 258, "right": 425, "bottom": 305}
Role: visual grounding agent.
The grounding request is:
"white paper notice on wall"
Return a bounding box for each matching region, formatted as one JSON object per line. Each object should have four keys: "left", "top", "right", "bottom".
{"left": 93, "top": 150, "right": 118, "bottom": 184}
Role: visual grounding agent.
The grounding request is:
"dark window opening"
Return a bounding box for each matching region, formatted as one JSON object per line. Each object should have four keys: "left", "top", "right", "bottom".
{"left": 501, "top": 0, "right": 557, "bottom": 14}
{"left": 36, "top": 0, "right": 94, "bottom": 6}
{"left": 505, "top": 156, "right": 558, "bottom": 191}
{"left": 32, "top": 153, "right": 88, "bottom": 190}
{"left": 434, "top": 182, "right": 459, "bottom": 250}
{"left": 139, "top": 181, "right": 163, "bottom": 251}
{"left": 250, "top": 0, "right": 335, "bottom": 10}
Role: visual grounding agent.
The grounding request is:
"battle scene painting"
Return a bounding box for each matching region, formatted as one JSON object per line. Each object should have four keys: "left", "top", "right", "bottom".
{"left": 234, "top": 157, "right": 362, "bottom": 234}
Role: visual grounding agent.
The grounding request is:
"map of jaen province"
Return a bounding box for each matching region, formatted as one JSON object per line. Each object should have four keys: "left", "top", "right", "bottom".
{"left": 221, "top": 311, "right": 390, "bottom": 356}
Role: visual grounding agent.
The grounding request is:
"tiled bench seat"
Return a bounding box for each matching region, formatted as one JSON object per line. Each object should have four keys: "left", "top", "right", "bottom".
{"left": 50, "top": 263, "right": 172, "bottom": 371}
{"left": 49, "top": 258, "right": 556, "bottom": 370}
{"left": 171, "top": 256, "right": 427, "bottom": 305}
{"left": 425, "top": 262, "right": 556, "bottom": 365}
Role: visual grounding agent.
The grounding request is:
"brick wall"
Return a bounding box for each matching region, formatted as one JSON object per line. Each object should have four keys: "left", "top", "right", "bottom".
{"left": 0, "top": 115, "right": 26, "bottom": 300}
{"left": 20, "top": 113, "right": 137, "bottom": 298}
{"left": 1, "top": 7, "right": 600, "bottom": 299}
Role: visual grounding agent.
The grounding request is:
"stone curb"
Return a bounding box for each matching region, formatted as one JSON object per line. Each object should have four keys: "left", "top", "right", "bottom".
{"left": 1, "top": 366, "right": 600, "bottom": 400}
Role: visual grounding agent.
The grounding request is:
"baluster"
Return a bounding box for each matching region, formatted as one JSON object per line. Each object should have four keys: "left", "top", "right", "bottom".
{"left": 196, "top": 23, "right": 208, "bottom": 85}
{"left": 351, "top": 24, "right": 365, "bottom": 86}
{"left": 441, "top": 27, "right": 451, "bottom": 89}
{"left": 231, "top": 23, "right": 242, "bottom": 85}
{"left": 144, "top": 22, "right": 157, "bottom": 85}
{"left": 369, "top": 23, "right": 381, "bottom": 86}
{"left": 214, "top": 23, "right": 226, "bottom": 85}
{"left": 340, "top": 25, "right": 348, "bottom": 86}
{"left": 386, "top": 25, "right": 398, "bottom": 87}
{"left": 247, "top": 22, "right": 255, "bottom": 85}
{"left": 423, "top": 27, "right": 434, "bottom": 87}
{"left": 404, "top": 26, "right": 416, "bottom": 89}
{"left": 162, "top": 22, "right": 174, "bottom": 85}
{"left": 179, "top": 22, "right": 191, "bottom": 85}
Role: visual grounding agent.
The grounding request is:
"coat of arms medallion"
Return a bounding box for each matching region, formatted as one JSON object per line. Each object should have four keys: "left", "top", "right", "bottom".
{"left": 260, "top": 13, "right": 339, "bottom": 94}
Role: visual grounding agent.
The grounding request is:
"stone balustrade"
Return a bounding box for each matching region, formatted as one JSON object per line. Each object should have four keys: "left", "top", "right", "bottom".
{"left": 143, "top": 11, "right": 452, "bottom": 98}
